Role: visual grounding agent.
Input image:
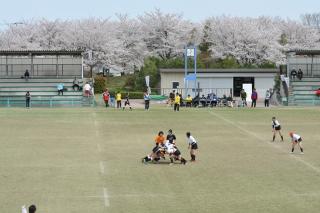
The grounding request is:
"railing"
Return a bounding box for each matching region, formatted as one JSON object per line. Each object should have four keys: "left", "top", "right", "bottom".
{"left": 0, "top": 96, "right": 95, "bottom": 107}
{"left": 0, "top": 64, "right": 82, "bottom": 77}
{"left": 288, "top": 63, "right": 320, "bottom": 77}
{"left": 156, "top": 88, "right": 233, "bottom": 98}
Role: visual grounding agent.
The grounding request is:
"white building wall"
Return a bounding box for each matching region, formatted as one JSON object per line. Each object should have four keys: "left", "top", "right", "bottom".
{"left": 197, "top": 77, "right": 233, "bottom": 89}
{"left": 255, "top": 77, "right": 275, "bottom": 100}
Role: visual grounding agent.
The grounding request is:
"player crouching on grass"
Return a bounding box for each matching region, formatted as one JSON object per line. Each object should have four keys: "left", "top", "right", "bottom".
{"left": 186, "top": 132, "right": 198, "bottom": 162}
{"left": 165, "top": 140, "right": 187, "bottom": 165}
{"left": 142, "top": 131, "right": 166, "bottom": 163}
{"left": 272, "top": 117, "right": 284, "bottom": 142}
{"left": 289, "top": 132, "right": 304, "bottom": 154}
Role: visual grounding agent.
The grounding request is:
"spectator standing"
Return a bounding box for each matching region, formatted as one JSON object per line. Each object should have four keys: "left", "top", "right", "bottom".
{"left": 169, "top": 90, "right": 175, "bottom": 107}
{"left": 57, "top": 83, "right": 64, "bottom": 96}
{"left": 240, "top": 89, "right": 247, "bottom": 106}
{"left": 265, "top": 89, "right": 271, "bottom": 107}
{"left": 144, "top": 91, "right": 150, "bottom": 110}
{"left": 297, "top": 69, "right": 303, "bottom": 80}
{"left": 25, "top": 91, "right": 31, "bottom": 108}
{"left": 102, "top": 89, "right": 110, "bottom": 108}
{"left": 174, "top": 92, "right": 181, "bottom": 111}
{"left": 24, "top": 69, "right": 30, "bottom": 80}
{"left": 116, "top": 91, "right": 122, "bottom": 109}
{"left": 83, "top": 82, "right": 92, "bottom": 97}
{"left": 72, "top": 77, "right": 80, "bottom": 91}
{"left": 251, "top": 88, "right": 258, "bottom": 108}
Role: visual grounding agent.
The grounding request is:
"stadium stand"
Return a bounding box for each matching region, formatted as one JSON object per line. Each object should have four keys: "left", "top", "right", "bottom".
{"left": 0, "top": 50, "right": 95, "bottom": 107}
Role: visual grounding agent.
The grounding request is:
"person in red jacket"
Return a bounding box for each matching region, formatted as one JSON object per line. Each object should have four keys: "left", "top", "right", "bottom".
{"left": 102, "top": 89, "right": 110, "bottom": 107}
{"left": 251, "top": 88, "right": 258, "bottom": 108}
{"left": 315, "top": 88, "right": 320, "bottom": 97}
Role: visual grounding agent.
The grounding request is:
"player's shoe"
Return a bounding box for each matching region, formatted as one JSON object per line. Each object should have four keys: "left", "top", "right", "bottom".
{"left": 290, "top": 152, "right": 294, "bottom": 154}
{"left": 142, "top": 158, "right": 147, "bottom": 164}
{"left": 181, "top": 159, "right": 187, "bottom": 165}
{"left": 300, "top": 152, "right": 304, "bottom": 155}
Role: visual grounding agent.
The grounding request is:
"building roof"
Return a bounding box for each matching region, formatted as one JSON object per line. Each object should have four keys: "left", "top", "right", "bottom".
{"left": 287, "top": 49, "right": 320, "bottom": 56}
{"left": 160, "top": 68, "right": 278, "bottom": 74}
{"left": 0, "top": 49, "right": 83, "bottom": 56}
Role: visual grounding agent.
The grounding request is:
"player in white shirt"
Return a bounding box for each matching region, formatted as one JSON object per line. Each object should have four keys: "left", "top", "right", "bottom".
{"left": 186, "top": 132, "right": 198, "bottom": 162}
{"left": 289, "top": 132, "right": 304, "bottom": 154}
{"left": 164, "top": 140, "right": 187, "bottom": 165}
{"left": 272, "top": 117, "right": 284, "bottom": 142}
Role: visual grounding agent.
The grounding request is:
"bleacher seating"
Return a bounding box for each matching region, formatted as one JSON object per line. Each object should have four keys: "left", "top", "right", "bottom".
{"left": 288, "top": 77, "right": 320, "bottom": 106}
{"left": 0, "top": 78, "right": 95, "bottom": 107}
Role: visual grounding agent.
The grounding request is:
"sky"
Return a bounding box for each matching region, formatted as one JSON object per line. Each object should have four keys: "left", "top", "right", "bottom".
{"left": 0, "top": 0, "right": 319, "bottom": 25}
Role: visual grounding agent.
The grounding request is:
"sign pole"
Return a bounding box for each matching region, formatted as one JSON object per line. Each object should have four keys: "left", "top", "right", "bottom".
{"left": 184, "top": 46, "right": 188, "bottom": 98}
{"left": 194, "top": 46, "right": 197, "bottom": 98}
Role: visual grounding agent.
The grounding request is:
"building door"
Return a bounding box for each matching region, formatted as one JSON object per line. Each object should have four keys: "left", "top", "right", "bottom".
{"left": 233, "top": 77, "right": 254, "bottom": 97}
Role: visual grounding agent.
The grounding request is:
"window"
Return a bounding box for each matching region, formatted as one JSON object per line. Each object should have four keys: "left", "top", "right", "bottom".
{"left": 172, "top": 81, "right": 179, "bottom": 89}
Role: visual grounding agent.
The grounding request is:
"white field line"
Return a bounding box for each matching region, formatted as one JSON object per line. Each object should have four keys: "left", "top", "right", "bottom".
{"left": 103, "top": 187, "right": 110, "bottom": 207}
{"left": 92, "top": 112, "right": 109, "bottom": 207}
{"left": 209, "top": 111, "right": 320, "bottom": 175}
{"left": 99, "top": 161, "right": 105, "bottom": 175}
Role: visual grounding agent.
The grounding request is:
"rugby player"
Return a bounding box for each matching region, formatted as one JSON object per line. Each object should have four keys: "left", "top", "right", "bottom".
{"left": 272, "top": 117, "right": 284, "bottom": 142}
{"left": 122, "top": 93, "right": 132, "bottom": 110}
{"left": 186, "top": 132, "right": 198, "bottom": 162}
{"left": 166, "top": 129, "right": 176, "bottom": 145}
{"left": 142, "top": 131, "right": 166, "bottom": 163}
{"left": 289, "top": 132, "right": 304, "bottom": 154}
{"left": 165, "top": 140, "right": 187, "bottom": 165}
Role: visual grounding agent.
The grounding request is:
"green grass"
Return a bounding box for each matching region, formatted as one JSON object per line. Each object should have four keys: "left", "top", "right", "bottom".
{"left": 1, "top": 107, "right": 320, "bottom": 213}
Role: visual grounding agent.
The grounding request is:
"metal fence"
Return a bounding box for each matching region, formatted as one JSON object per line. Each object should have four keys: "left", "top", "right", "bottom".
{"left": 0, "top": 96, "right": 95, "bottom": 107}
{"left": 155, "top": 88, "right": 233, "bottom": 98}
{"left": 0, "top": 64, "right": 82, "bottom": 78}
{"left": 288, "top": 63, "right": 320, "bottom": 77}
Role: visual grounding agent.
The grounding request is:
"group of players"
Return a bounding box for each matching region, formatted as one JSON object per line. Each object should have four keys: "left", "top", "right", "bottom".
{"left": 141, "top": 116, "right": 303, "bottom": 166}
{"left": 272, "top": 116, "right": 304, "bottom": 154}
{"left": 142, "top": 129, "right": 198, "bottom": 165}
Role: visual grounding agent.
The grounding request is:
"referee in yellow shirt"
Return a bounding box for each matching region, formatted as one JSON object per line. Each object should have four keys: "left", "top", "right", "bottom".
{"left": 116, "top": 91, "right": 122, "bottom": 109}
{"left": 185, "top": 94, "right": 192, "bottom": 107}
{"left": 174, "top": 93, "right": 181, "bottom": 111}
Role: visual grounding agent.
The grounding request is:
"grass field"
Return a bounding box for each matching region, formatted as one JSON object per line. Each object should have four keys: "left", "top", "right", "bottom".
{"left": 1, "top": 106, "right": 320, "bottom": 213}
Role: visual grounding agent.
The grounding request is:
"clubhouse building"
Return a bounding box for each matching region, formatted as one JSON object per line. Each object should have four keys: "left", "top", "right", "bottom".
{"left": 159, "top": 68, "right": 278, "bottom": 99}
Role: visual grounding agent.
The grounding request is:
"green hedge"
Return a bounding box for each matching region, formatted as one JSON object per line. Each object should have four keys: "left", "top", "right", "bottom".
{"left": 94, "top": 76, "right": 106, "bottom": 94}
{"left": 106, "top": 90, "right": 158, "bottom": 99}
{"left": 108, "top": 91, "right": 144, "bottom": 99}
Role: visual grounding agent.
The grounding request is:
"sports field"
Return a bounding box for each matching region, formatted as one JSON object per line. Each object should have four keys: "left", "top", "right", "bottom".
{"left": 1, "top": 106, "right": 320, "bottom": 213}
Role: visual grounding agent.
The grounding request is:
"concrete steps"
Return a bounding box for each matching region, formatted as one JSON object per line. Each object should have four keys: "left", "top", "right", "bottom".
{"left": 0, "top": 78, "right": 93, "bottom": 107}
{"left": 288, "top": 77, "right": 320, "bottom": 106}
